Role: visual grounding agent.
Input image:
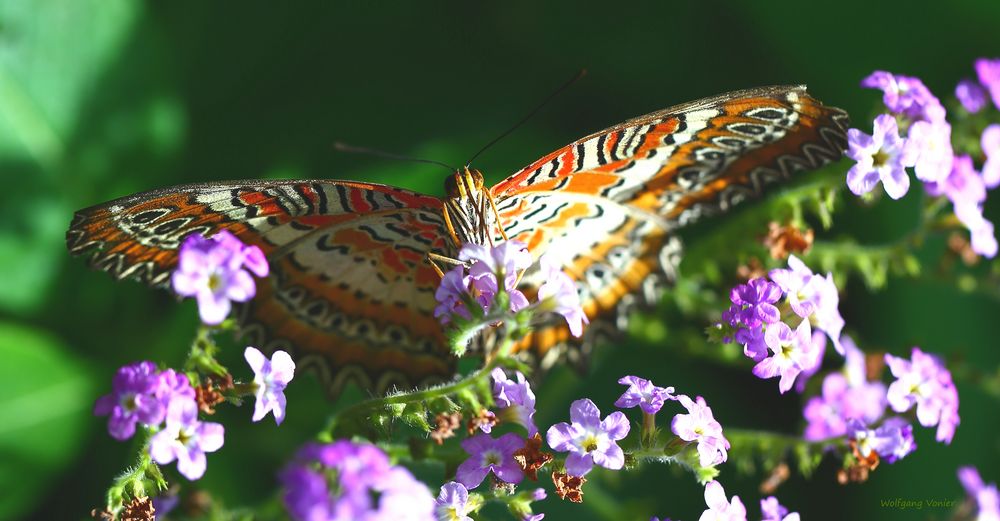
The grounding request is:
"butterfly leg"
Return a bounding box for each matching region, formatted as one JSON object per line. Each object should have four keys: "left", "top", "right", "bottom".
{"left": 486, "top": 192, "right": 510, "bottom": 243}
{"left": 427, "top": 252, "right": 465, "bottom": 279}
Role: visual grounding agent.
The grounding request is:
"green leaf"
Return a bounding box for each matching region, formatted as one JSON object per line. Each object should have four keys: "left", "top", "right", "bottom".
{"left": 0, "top": 0, "right": 141, "bottom": 313}
{"left": 0, "top": 321, "right": 95, "bottom": 519}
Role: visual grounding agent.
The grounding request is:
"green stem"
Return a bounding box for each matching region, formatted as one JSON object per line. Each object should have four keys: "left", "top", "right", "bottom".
{"left": 322, "top": 333, "right": 514, "bottom": 439}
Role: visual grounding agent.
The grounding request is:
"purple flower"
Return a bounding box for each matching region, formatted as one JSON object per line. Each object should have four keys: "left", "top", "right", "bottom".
{"left": 982, "top": 124, "right": 1000, "bottom": 189}
{"left": 456, "top": 432, "right": 525, "bottom": 488}
{"left": 728, "top": 278, "right": 782, "bottom": 328}
{"left": 735, "top": 325, "right": 769, "bottom": 362}
{"left": 926, "top": 155, "right": 987, "bottom": 208}
{"left": 435, "top": 482, "right": 473, "bottom": 521}
{"left": 768, "top": 255, "right": 845, "bottom": 354}
{"left": 282, "top": 465, "right": 336, "bottom": 521}
{"left": 956, "top": 78, "right": 989, "bottom": 113}
{"left": 753, "top": 320, "right": 817, "bottom": 394}
{"left": 154, "top": 368, "right": 196, "bottom": 412}
{"left": 215, "top": 229, "right": 269, "bottom": 276}
{"left": 846, "top": 114, "right": 910, "bottom": 199}
{"left": 172, "top": 230, "right": 269, "bottom": 325}
{"left": 671, "top": 395, "right": 729, "bottom": 468}
{"left": 802, "top": 338, "right": 886, "bottom": 441}
{"left": 902, "top": 120, "right": 953, "bottom": 183}
{"left": 151, "top": 491, "right": 179, "bottom": 519}
{"left": 760, "top": 497, "right": 800, "bottom": 521}
{"left": 460, "top": 241, "right": 531, "bottom": 313}
{"left": 725, "top": 277, "right": 785, "bottom": 363}
{"left": 848, "top": 418, "right": 916, "bottom": 464}
{"left": 510, "top": 488, "right": 547, "bottom": 521}
{"left": 546, "top": 398, "right": 630, "bottom": 477}
{"left": 148, "top": 397, "right": 224, "bottom": 480}
{"left": 614, "top": 375, "right": 675, "bottom": 415}
{"left": 885, "top": 347, "right": 960, "bottom": 443}
{"left": 861, "top": 71, "right": 945, "bottom": 122}
{"left": 434, "top": 266, "right": 473, "bottom": 324}
{"left": 958, "top": 466, "right": 1000, "bottom": 521}
{"left": 281, "top": 441, "right": 435, "bottom": 521}
{"left": 245, "top": 346, "right": 295, "bottom": 425}
{"left": 960, "top": 206, "right": 998, "bottom": 258}
{"left": 975, "top": 58, "right": 1000, "bottom": 110}
{"left": 698, "top": 481, "right": 747, "bottom": 521}
{"left": 925, "top": 156, "right": 998, "bottom": 258}
{"left": 794, "top": 330, "right": 827, "bottom": 393}
{"left": 491, "top": 368, "right": 538, "bottom": 436}
{"left": 93, "top": 361, "right": 165, "bottom": 441}
{"left": 536, "top": 254, "right": 588, "bottom": 337}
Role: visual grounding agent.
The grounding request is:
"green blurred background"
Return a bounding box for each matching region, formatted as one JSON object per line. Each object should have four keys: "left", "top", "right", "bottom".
{"left": 2, "top": 1, "right": 999, "bottom": 520}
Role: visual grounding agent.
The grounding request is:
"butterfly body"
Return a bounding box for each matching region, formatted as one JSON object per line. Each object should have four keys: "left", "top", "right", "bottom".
{"left": 67, "top": 85, "right": 848, "bottom": 397}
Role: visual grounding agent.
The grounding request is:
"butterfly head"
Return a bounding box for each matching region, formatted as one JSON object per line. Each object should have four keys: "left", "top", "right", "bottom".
{"left": 442, "top": 167, "right": 497, "bottom": 247}
{"left": 444, "top": 167, "right": 486, "bottom": 199}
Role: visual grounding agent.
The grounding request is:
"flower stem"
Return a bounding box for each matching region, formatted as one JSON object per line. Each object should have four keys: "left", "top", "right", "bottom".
{"left": 322, "top": 331, "right": 515, "bottom": 440}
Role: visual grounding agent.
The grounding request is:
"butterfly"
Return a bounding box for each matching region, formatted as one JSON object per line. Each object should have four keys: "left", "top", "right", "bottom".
{"left": 66, "top": 85, "right": 848, "bottom": 398}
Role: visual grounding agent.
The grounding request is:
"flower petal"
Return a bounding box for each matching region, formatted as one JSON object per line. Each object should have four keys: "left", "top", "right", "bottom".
{"left": 601, "top": 411, "right": 630, "bottom": 441}
{"left": 564, "top": 452, "right": 594, "bottom": 477}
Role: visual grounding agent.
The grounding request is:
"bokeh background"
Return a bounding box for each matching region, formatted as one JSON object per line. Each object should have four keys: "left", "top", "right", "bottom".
{"left": 2, "top": 1, "right": 999, "bottom": 520}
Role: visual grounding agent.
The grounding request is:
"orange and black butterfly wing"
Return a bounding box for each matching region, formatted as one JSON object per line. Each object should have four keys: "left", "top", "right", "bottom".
{"left": 67, "top": 180, "right": 457, "bottom": 397}
{"left": 490, "top": 85, "right": 849, "bottom": 366}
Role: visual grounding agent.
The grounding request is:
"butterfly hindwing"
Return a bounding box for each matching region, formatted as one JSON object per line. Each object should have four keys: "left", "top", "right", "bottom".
{"left": 67, "top": 180, "right": 457, "bottom": 396}
{"left": 492, "top": 85, "right": 848, "bottom": 364}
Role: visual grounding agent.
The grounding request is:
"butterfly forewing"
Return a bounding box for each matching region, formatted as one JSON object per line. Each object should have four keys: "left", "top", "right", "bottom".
{"left": 491, "top": 85, "right": 848, "bottom": 364}
{"left": 67, "top": 180, "right": 457, "bottom": 396}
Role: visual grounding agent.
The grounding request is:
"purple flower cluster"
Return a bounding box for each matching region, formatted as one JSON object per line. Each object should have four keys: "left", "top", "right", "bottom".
{"left": 281, "top": 440, "right": 434, "bottom": 521}
{"left": 885, "top": 347, "right": 960, "bottom": 444}
{"left": 93, "top": 361, "right": 170, "bottom": 441}
{"left": 802, "top": 338, "right": 887, "bottom": 440}
{"left": 96, "top": 348, "right": 296, "bottom": 480}
{"left": 93, "top": 361, "right": 224, "bottom": 480}
{"left": 723, "top": 256, "right": 845, "bottom": 394}
{"left": 541, "top": 376, "right": 728, "bottom": 479}
{"left": 958, "top": 466, "right": 1000, "bottom": 521}
{"left": 849, "top": 67, "right": 999, "bottom": 258}
{"left": 434, "top": 242, "right": 588, "bottom": 337}
{"left": 800, "top": 341, "right": 957, "bottom": 465}
{"left": 847, "top": 417, "right": 916, "bottom": 464}
{"left": 172, "top": 230, "right": 270, "bottom": 325}
{"left": 435, "top": 241, "right": 531, "bottom": 323}
{"left": 462, "top": 368, "right": 538, "bottom": 485}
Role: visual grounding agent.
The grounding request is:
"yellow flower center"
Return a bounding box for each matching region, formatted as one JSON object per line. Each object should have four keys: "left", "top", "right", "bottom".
{"left": 872, "top": 149, "right": 889, "bottom": 168}
{"left": 176, "top": 428, "right": 192, "bottom": 446}
{"left": 207, "top": 272, "right": 222, "bottom": 291}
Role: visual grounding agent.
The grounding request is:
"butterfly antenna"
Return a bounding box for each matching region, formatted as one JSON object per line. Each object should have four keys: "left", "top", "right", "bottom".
{"left": 465, "top": 68, "right": 587, "bottom": 168}
{"left": 333, "top": 142, "right": 456, "bottom": 172}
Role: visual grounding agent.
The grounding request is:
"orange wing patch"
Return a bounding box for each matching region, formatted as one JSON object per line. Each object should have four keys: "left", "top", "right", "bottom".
{"left": 492, "top": 86, "right": 847, "bottom": 364}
